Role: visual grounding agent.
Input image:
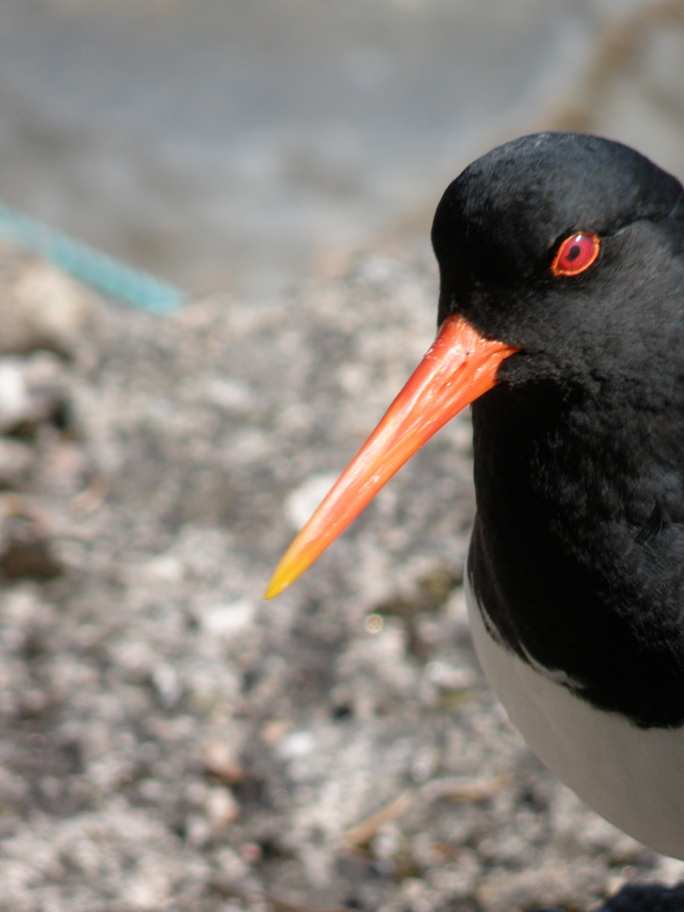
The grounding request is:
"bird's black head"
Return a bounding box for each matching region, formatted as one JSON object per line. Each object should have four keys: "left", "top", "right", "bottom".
{"left": 267, "top": 132, "right": 684, "bottom": 613}
{"left": 430, "top": 136, "right": 684, "bottom": 729}
{"left": 432, "top": 132, "right": 684, "bottom": 390}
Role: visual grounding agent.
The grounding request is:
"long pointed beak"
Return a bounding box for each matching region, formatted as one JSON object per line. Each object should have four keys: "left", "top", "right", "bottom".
{"left": 266, "top": 313, "right": 517, "bottom": 598}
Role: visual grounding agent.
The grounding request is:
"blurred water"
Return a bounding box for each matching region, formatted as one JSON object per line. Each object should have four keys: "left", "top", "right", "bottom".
{"left": 0, "top": 0, "right": 599, "bottom": 296}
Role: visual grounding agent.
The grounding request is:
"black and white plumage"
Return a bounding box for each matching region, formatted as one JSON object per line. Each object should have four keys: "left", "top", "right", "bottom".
{"left": 268, "top": 132, "right": 684, "bottom": 859}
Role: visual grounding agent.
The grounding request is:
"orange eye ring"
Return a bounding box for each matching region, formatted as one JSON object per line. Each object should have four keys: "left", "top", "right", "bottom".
{"left": 551, "top": 231, "right": 601, "bottom": 277}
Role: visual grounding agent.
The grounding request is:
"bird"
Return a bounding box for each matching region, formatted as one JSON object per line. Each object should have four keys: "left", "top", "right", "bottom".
{"left": 266, "top": 132, "right": 684, "bottom": 860}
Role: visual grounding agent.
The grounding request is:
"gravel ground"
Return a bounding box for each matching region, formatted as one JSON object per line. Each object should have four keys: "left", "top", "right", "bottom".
{"left": 2, "top": 6, "right": 684, "bottom": 910}
{"left": 3, "top": 238, "right": 684, "bottom": 912}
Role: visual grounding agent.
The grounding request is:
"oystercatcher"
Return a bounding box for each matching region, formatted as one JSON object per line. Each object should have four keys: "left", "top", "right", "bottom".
{"left": 266, "top": 132, "right": 684, "bottom": 859}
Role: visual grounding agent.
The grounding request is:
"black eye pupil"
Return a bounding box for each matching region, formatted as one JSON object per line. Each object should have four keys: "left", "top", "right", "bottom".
{"left": 566, "top": 244, "right": 581, "bottom": 262}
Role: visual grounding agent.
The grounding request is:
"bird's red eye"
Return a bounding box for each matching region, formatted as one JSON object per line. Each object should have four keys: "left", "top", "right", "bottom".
{"left": 551, "top": 232, "right": 601, "bottom": 277}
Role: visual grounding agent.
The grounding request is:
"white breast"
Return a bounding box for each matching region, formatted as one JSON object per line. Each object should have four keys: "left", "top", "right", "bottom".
{"left": 466, "top": 573, "right": 684, "bottom": 859}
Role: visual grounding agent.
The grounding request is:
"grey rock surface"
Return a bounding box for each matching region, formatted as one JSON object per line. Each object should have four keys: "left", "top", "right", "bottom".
{"left": 2, "top": 237, "right": 684, "bottom": 911}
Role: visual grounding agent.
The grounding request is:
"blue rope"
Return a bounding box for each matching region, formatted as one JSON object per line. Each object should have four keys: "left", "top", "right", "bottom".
{"left": 0, "top": 204, "right": 185, "bottom": 315}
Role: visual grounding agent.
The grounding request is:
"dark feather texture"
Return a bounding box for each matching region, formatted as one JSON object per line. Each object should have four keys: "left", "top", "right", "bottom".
{"left": 431, "top": 132, "right": 684, "bottom": 727}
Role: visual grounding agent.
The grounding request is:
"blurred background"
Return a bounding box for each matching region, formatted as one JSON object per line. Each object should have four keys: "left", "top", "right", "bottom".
{"left": 2, "top": 2, "right": 684, "bottom": 911}
{"left": 2, "top": 0, "right": 683, "bottom": 298}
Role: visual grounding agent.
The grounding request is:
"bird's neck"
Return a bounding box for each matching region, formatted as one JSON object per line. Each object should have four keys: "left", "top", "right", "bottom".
{"left": 469, "top": 379, "right": 684, "bottom": 727}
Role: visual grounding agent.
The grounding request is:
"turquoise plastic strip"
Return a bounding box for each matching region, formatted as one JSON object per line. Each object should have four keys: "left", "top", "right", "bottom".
{"left": 0, "top": 204, "right": 184, "bottom": 315}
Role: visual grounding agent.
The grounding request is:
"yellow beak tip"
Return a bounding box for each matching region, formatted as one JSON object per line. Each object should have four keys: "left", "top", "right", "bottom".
{"left": 264, "top": 548, "right": 316, "bottom": 600}
{"left": 263, "top": 576, "right": 286, "bottom": 600}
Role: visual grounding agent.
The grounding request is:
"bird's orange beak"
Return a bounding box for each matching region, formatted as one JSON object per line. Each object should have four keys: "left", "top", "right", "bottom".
{"left": 266, "top": 313, "right": 517, "bottom": 598}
